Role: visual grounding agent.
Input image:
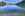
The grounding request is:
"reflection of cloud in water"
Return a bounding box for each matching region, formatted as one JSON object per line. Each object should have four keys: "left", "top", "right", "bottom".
{"left": 0, "top": 5, "right": 23, "bottom": 11}
{"left": 0, "top": 5, "right": 23, "bottom": 9}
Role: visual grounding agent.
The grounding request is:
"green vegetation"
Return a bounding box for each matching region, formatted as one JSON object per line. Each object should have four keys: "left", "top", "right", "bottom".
{"left": 0, "top": 2, "right": 6, "bottom": 6}
{"left": 15, "top": 0, "right": 25, "bottom": 8}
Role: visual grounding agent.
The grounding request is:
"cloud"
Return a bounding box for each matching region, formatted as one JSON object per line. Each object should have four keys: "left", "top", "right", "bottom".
{"left": 3, "top": 0, "right": 22, "bottom": 3}
{"left": 0, "top": 0, "right": 22, "bottom": 4}
{"left": 0, "top": 0, "right": 2, "bottom": 2}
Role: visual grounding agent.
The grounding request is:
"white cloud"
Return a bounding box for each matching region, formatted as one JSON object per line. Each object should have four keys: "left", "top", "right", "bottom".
{"left": 3, "top": 0, "right": 22, "bottom": 3}
{"left": 0, "top": 0, "right": 2, "bottom": 2}
{"left": 0, "top": 0, "right": 23, "bottom": 3}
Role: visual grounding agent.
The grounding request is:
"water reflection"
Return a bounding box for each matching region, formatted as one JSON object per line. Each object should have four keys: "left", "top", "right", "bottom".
{"left": 0, "top": 5, "right": 23, "bottom": 12}
{"left": 0, "top": 5, "right": 24, "bottom": 16}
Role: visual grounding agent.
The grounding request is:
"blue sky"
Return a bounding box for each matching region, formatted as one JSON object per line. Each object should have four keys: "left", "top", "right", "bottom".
{"left": 3, "top": 0, "right": 22, "bottom": 3}
{"left": 0, "top": 0, "right": 22, "bottom": 3}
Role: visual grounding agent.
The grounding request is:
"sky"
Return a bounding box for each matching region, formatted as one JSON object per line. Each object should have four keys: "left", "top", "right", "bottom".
{"left": 0, "top": 0, "right": 22, "bottom": 3}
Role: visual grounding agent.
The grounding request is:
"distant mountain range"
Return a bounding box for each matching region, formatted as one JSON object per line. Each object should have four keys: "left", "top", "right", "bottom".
{"left": 6, "top": 2, "right": 15, "bottom": 5}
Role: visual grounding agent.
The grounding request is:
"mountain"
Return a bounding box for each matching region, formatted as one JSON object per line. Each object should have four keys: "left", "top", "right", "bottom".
{"left": 15, "top": 0, "right": 25, "bottom": 8}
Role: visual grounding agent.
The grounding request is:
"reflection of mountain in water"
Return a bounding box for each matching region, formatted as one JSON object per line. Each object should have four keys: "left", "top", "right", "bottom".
{"left": 0, "top": 5, "right": 23, "bottom": 12}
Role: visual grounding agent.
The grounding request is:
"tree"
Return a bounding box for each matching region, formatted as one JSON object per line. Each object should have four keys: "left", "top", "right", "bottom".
{"left": 15, "top": 0, "right": 25, "bottom": 8}
{"left": 0, "top": 2, "right": 6, "bottom": 7}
